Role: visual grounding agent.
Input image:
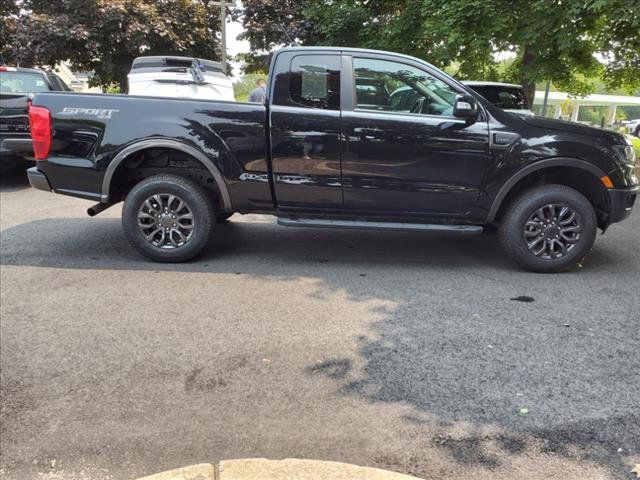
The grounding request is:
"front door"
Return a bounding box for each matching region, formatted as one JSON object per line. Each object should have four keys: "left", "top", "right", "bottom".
{"left": 341, "top": 56, "right": 491, "bottom": 218}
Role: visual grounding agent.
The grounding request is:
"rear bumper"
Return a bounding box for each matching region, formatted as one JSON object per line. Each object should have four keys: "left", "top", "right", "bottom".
{"left": 27, "top": 167, "right": 52, "bottom": 192}
{"left": 1, "top": 137, "right": 33, "bottom": 156}
{"left": 606, "top": 185, "right": 639, "bottom": 224}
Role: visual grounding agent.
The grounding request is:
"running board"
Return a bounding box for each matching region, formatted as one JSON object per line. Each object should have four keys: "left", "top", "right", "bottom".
{"left": 277, "top": 217, "right": 483, "bottom": 234}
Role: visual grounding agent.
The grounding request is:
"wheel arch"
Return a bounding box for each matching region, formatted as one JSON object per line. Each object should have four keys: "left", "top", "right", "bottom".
{"left": 101, "top": 139, "right": 232, "bottom": 211}
{"left": 487, "top": 157, "right": 607, "bottom": 223}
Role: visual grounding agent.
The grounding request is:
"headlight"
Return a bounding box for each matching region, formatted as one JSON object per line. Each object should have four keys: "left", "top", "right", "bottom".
{"left": 613, "top": 144, "right": 636, "bottom": 166}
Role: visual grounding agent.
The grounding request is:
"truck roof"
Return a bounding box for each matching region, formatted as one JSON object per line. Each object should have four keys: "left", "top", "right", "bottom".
{"left": 276, "top": 46, "right": 440, "bottom": 70}
{"left": 0, "top": 66, "right": 49, "bottom": 75}
{"left": 130, "top": 56, "right": 223, "bottom": 73}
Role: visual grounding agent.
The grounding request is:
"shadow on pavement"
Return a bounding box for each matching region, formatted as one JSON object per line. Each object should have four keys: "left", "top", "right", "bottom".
{"left": 0, "top": 163, "right": 31, "bottom": 193}
{"left": 0, "top": 216, "right": 520, "bottom": 273}
{"left": 1, "top": 212, "right": 638, "bottom": 479}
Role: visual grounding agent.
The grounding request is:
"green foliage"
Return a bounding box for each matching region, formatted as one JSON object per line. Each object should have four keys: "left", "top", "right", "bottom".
{"left": 631, "top": 137, "right": 640, "bottom": 159}
{"left": 578, "top": 106, "right": 606, "bottom": 125}
{"left": 3, "top": 0, "right": 223, "bottom": 90}
{"left": 0, "top": 0, "right": 18, "bottom": 64}
{"left": 232, "top": 0, "right": 312, "bottom": 73}
{"left": 622, "top": 106, "right": 640, "bottom": 120}
{"left": 302, "top": 0, "right": 608, "bottom": 104}
{"left": 233, "top": 72, "right": 268, "bottom": 102}
{"left": 236, "top": 0, "right": 640, "bottom": 104}
{"left": 589, "top": 0, "right": 640, "bottom": 95}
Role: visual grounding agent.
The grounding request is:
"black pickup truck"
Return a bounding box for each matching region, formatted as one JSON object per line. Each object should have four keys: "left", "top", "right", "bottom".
{"left": 27, "top": 47, "right": 638, "bottom": 271}
{"left": 1, "top": 65, "right": 71, "bottom": 164}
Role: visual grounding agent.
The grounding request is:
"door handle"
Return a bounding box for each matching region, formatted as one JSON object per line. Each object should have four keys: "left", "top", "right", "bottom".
{"left": 354, "top": 127, "right": 385, "bottom": 140}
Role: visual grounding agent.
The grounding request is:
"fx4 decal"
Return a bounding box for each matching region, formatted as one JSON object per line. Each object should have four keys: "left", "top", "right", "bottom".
{"left": 59, "top": 107, "right": 120, "bottom": 119}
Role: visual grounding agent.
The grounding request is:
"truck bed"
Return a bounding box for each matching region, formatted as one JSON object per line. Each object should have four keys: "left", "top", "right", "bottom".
{"left": 30, "top": 92, "right": 270, "bottom": 211}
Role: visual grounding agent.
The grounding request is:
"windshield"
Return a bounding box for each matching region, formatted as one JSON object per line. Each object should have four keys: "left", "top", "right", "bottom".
{"left": 0, "top": 71, "right": 50, "bottom": 93}
{"left": 468, "top": 85, "right": 529, "bottom": 110}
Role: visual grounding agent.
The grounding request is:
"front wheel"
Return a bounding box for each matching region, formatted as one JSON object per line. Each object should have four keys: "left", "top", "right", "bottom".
{"left": 499, "top": 184, "right": 597, "bottom": 272}
{"left": 122, "top": 174, "right": 214, "bottom": 262}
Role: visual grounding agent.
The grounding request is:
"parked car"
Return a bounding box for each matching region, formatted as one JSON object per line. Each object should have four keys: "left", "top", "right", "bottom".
{"left": 127, "top": 56, "right": 234, "bottom": 101}
{"left": 622, "top": 118, "right": 640, "bottom": 137}
{"left": 462, "top": 81, "right": 534, "bottom": 116}
{"left": 0, "top": 65, "right": 71, "bottom": 164}
{"left": 26, "top": 47, "right": 638, "bottom": 272}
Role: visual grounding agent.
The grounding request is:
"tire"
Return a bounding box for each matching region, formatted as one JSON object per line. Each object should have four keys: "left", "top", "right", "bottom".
{"left": 216, "top": 212, "right": 234, "bottom": 223}
{"left": 499, "top": 184, "right": 597, "bottom": 272}
{"left": 122, "top": 174, "right": 214, "bottom": 262}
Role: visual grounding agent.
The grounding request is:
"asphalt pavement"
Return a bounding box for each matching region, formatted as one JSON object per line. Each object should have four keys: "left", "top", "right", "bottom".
{"left": 1, "top": 165, "right": 639, "bottom": 480}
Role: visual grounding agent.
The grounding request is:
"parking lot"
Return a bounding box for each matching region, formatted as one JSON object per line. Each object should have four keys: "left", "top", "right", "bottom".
{"left": 0, "top": 165, "right": 638, "bottom": 480}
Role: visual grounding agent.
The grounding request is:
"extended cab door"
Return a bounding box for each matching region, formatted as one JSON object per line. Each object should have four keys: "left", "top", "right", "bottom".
{"left": 269, "top": 51, "right": 343, "bottom": 209}
{"left": 341, "top": 54, "right": 491, "bottom": 218}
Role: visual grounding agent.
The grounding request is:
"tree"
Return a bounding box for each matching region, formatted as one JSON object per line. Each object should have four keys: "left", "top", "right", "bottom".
{"left": 590, "top": 0, "right": 640, "bottom": 94}
{"left": 5, "top": 0, "right": 223, "bottom": 90}
{"left": 232, "top": 0, "right": 312, "bottom": 73}
{"left": 236, "top": 0, "right": 640, "bottom": 104}
{"left": 303, "top": 0, "right": 606, "bottom": 105}
{"left": 0, "top": 0, "right": 19, "bottom": 64}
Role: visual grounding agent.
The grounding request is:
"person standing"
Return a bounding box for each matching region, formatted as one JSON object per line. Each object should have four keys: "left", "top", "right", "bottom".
{"left": 248, "top": 79, "right": 267, "bottom": 103}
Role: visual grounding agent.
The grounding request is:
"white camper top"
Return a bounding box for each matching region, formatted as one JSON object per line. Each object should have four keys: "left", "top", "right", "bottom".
{"left": 127, "top": 56, "right": 235, "bottom": 101}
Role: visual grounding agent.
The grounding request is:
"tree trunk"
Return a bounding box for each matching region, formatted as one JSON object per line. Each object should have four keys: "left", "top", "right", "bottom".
{"left": 118, "top": 75, "right": 128, "bottom": 94}
{"left": 520, "top": 46, "right": 537, "bottom": 108}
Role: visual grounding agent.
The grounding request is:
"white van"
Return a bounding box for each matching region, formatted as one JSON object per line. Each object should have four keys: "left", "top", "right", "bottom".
{"left": 127, "top": 56, "right": 234, "bottom": 101}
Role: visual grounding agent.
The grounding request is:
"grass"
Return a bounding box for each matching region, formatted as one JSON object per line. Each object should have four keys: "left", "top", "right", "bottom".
{"left": 631, "top": 137, "right": 640, "bottom": 159}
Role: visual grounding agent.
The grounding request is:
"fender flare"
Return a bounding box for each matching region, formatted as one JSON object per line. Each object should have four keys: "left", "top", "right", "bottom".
{"left": 486, "top": 157, "right": 606, "bottom": 222}
{"left": 100, "top": 138, "right": 232, "bottom": 211}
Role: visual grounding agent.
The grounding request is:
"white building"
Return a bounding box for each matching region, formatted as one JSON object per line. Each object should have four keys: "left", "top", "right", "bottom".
{"left": 533, "top": 91, "right": 640, "bottom": 124}
{"left": 52, "top": 62, "right": 101, "bottom": 93}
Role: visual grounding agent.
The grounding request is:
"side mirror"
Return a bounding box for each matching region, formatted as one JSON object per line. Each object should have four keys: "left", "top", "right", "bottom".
{"left": 453, "top": 94, "right": 479, "bottom": 121}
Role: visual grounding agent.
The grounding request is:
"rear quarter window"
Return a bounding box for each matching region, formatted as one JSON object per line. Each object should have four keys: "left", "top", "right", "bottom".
{"left": 279, "top": 54, "right": 341, "bottom": 110}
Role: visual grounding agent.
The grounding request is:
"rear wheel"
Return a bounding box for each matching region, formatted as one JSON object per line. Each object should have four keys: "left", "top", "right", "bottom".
{"left": 499, "top": 184, "right": 597, "bottom": 272}
{"left": 122, "top": 174, "right": 214, "bottom": 262}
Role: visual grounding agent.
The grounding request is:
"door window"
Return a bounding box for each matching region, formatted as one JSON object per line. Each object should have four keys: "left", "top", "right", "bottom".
{"left": 287, "top": 55, "right": 341, "bottom": 110}
{"left": 353, "top": 58, "right": 458, "bottom": 117}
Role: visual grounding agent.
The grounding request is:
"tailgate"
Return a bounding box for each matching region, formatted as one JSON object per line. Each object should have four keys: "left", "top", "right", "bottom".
{"left": 0, "top": 93, "right": 30, "bottom": 136}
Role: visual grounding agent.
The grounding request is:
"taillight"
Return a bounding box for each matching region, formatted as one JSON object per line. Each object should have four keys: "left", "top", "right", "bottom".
{"left": 28, "top": 105, "right": 52, "bottom": 160}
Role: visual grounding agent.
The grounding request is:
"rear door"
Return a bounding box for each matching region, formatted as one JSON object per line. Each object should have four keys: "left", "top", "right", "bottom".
{"left": 269, "top": 51, "right": 343, "bottom": 210}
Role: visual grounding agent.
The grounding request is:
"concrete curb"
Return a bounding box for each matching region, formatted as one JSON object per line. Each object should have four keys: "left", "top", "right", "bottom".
{"left": 135, "top": 458, "right": 423, "bottom": 480}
